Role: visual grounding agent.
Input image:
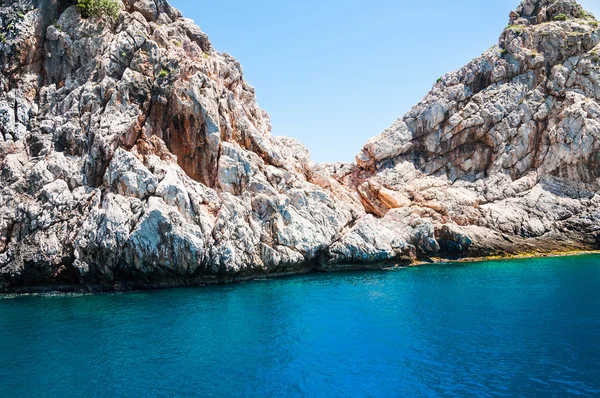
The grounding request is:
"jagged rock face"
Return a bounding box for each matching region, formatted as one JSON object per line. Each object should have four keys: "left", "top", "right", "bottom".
{"left": 0, "top": 0, "right": 599, "bottom": 292}
{"left": 354, "top": 0, "right": 600, "bottom": 256}
{"left": 0, "top": 0, "right": 406, "bottom": 291}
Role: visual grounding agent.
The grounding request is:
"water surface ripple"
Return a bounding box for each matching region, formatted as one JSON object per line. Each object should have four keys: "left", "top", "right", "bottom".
{"left": 1, "top": 255, "right": 600, "bottom": 397}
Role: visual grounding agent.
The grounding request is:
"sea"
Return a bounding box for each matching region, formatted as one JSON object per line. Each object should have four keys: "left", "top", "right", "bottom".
{"left": 1, "top": 255, "right": 599, "bottom": 397}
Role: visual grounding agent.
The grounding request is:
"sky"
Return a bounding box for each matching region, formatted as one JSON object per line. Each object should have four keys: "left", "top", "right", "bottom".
{"left": 171, "top": 0, "right": 600, "bottom": 163}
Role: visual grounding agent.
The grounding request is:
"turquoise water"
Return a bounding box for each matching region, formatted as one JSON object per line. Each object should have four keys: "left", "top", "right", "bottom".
{"left": 1, "top": 255, "right": 600, "bottom": 397}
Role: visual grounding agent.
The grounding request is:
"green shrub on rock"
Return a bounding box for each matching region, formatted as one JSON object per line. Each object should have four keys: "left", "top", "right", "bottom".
{"left": 507, "top": 25, "right": 525, "bottom": 36}
{"left": 554, "top": 13, "right": 568, "bottom": 22}
{"left": 77, "top": 0, "right": 120, "bottom": 21}
{"left": 575, "top": 4, "right": 596, "bottom": 20}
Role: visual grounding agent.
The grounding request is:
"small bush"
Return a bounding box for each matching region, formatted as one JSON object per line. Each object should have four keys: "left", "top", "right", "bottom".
{"left": 158, "top": 69, "right": 169, "bottom": 79}
{"left": 501, "top": 48, "right": 508, "bottom": 55}
{"left": 0, "top": 33, "right": 5, "bottom": 43}
{"left": 436, "top": 77, "right": 442, "bottom": 83}
{"left": 507, "top": 25, "right": 525, "bottom": 36}
{"left": 554, "top": 13, "right": 568, "bottom": 22}
{"left": 576, "top": 4, "right": 596, "bottom": 20}
{"left": 16, "top": 12, "right": 25, "bottom": 19}
{"left": 77, "top": 0, "right": 120, "bottom": 21}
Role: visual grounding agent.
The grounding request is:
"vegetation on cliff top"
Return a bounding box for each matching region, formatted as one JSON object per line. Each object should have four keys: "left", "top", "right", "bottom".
{"left": 77, "top": 0, "right": 120, "bottom": 21}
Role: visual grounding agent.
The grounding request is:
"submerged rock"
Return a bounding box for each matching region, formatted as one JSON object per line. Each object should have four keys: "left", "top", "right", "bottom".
{"left": 0, "top": 0, "right": 598, "bottom": 292}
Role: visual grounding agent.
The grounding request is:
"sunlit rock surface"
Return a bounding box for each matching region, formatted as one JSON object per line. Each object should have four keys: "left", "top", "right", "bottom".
{"left": 0, "top": 0, "right": 598, "bottom": 291}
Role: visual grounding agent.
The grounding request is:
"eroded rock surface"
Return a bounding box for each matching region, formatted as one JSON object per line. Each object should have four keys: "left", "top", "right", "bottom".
{"left": 0, "top": 0, "right": 598, "bottom": 292}
{"left": 352, "top": 0, "right": 600, "bottom": 258}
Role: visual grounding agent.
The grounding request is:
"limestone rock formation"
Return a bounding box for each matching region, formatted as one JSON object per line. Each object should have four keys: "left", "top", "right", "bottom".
{"left": 352, "top": 0, "right": 600, "bottom": 257}
{"left": 0, "top": 0, "right": 598, "bottom": 292}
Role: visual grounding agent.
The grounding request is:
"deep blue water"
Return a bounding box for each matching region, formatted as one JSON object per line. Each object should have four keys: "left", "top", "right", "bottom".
{"left": 1, "top": 255, "right": 600, "bottom": 397}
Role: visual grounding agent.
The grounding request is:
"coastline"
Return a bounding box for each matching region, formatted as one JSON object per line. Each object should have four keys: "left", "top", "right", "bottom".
{"left": 2, "top": 250, "right": 599, "bottom": 296}
{"left": 411, "top": 250, "right": 600, "bottom": 267}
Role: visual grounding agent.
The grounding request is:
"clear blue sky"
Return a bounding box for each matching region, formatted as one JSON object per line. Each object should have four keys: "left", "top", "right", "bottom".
{"left": 171, "top": 0, "right": 600, "bottom": 163}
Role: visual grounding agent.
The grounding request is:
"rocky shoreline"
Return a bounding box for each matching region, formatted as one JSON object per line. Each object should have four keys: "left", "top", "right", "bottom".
{"left": 1, "top": 0, "right": 600, "bottom": 293}
{"left": 3, "top": 250, "right": 599, "bottom": 295}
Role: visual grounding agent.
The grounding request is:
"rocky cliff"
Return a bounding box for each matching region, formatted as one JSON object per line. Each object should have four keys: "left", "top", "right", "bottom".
{"left": 0, "top": 0, "right": 598, "bottom": 292}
